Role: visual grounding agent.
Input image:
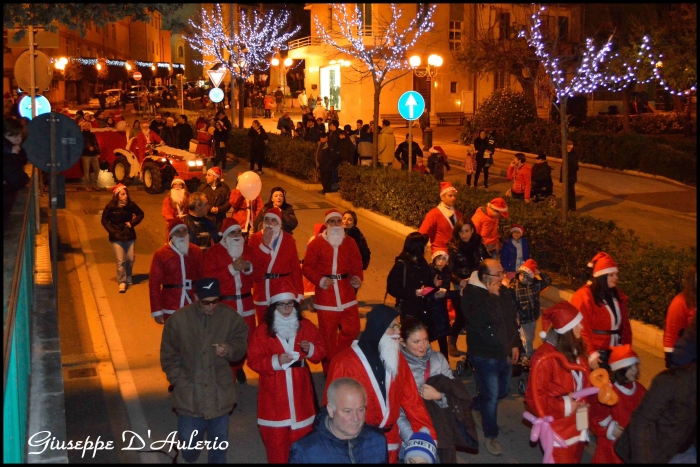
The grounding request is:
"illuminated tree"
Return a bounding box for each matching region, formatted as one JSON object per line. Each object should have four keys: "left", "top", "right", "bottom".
{"left": 185, "top": 4, "right": 300, "bottom": 127}
{"left": 314, "top": 4, "right": 437, "bottom": 166}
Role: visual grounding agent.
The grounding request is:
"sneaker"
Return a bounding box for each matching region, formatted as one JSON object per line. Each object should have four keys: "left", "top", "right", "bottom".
{"left": 485, "top": 438, "right": 503, "bottom": 456}
{"left": 119, "top": 283, "right": 126, "bottom": 293}
{"left": 126, "top": 276, "right": 133, "bottom": 286}
{"left": 235, "top": 368, "right": 247, "bottom": 384}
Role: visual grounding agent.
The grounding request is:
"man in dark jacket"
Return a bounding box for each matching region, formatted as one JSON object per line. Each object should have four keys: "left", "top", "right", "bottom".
{"left": 80, "top": 120, "right": 101, "bottom": 190}
{"left": 160, "top": 117, "right": 178, "bottom": 148}
{"left": 176, "top": 114, "right": 194, "bottom": 151}
{"left": 184, "top": 191, "right": 221, "bottom": 253}
{"left": 317, "top": 133, "right": 338, "bottom": 195}
{"left": 289, "top": 378, "right": 387, "bottom": 463}
{"left": 276, "top": 111, "right": 294, "bottom": 134}
{"left": 336, "top": 130, "right": 354, "bottom": 166}
{"left": 248, "top": 120, "right": 268, "bottom": 173}
{"left": 462, "top": 259, "right": 520, "bottom": 457}
{"left": 149, "top": 113, "right": 165, "bottom": 135}
{"left": 197, "top": 167, "right": 231, "bottom": 231}
{"left": 213, "top": 110, "right": 232, "bottom": 171}
{"left": 305, "top": 119, "right": 322, "bottom": 143}
{"left": 395, "top": 133, "right": 423, "bottom": 170}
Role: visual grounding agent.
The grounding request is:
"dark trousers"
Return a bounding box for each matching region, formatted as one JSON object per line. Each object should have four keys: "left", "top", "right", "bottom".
{"left": 466, "top": 174, "right": 472, "bottom": 186}
{"left": 215, "top": 144, "right": 227, "bottom": 171}
{"left": 474, "top": 161, "right": 489, "bottom": 187}
{"left": 511, "top": 191, "right": 525, "bottom": 201}
{"left": 250, "top": 149, "right": 264, "bottom": 172}
{"left": 264, "top": 109, "right": 271, "bottom": 118}
{"left": 320, "top": 167, "right": 333, "bottom": 193}
{"left": 567, "top": 179, "right": 577, "bottom": 211}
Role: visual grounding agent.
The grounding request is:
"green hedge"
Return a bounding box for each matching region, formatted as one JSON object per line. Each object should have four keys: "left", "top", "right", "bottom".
{"left": 338, "top": 165, "right": 696, "bottom": 328}
{"left": 584, "top": 113, "right": 697, "bottom": 136}
{"left": 228, "top": 128, "right": 318, "bottom": 182}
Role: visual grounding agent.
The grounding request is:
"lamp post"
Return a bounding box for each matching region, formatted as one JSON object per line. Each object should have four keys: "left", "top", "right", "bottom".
{"left": 271, "top": 56, "right": 293, "bottom": 111}
{"left": 409, "top": 54, "right": 442, "bottom": 171}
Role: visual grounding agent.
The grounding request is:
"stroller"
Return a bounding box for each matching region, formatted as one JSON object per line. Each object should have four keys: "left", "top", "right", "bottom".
{"left": 530, "top": 180, "right": 557, "bottom": 208}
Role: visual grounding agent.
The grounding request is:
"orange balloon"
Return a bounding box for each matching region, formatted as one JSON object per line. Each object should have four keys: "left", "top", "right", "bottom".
{"left": 590, "top": 368, "right": 609, "bottom": 388}
{"left": 597, "top": 385, "right": 619, "bottom": 406}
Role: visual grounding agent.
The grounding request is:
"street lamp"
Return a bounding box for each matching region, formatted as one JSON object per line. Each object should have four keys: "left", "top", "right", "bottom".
{"left": 410, "top": 53, "right": 442, "bottom": 155}
{"left": 271, "top": 55, "right": 294, "bottom": 110}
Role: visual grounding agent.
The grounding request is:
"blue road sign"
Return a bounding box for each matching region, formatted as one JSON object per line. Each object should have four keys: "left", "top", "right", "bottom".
{"left": 397, "top": 91, "right": 425, "bottom": 121}
{"left": 209, "top": 87, "right": 224, "bottom": 103}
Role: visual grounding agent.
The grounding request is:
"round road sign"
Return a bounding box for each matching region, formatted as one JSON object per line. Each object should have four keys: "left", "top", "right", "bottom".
{"left": 18, "top": 95, "right": 52, "bottom": 120}
{"left": 209, "top": 87, "right": 224, "bottom": 103}
{"left": 23, "top": 112, "right": 84, "bottom": 171}
{"left": 133, "top": 71, "right": 142, "bottom": 81}
{"left": 397, "top": 91, "right": 425, "bottom": 121}
{"left": 14, "top": 50, "right": 54, "bottom": 92}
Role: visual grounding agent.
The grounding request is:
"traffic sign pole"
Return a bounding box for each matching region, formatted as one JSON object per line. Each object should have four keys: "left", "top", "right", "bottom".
{"left": 408, "top": 120, "right": 413, "bottom": 172}
{"left": 398, "top": 91, "right": 426, "bottom": 173}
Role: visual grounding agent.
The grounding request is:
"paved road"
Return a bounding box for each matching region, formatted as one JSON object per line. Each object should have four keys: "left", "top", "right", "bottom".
{"left": 55, "top": 163, "right": 667, "bottom": 463}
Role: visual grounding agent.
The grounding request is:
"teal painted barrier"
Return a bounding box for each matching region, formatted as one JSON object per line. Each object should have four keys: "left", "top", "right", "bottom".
{"left": 3, "top": 171, "right": 36, "bottom": 463}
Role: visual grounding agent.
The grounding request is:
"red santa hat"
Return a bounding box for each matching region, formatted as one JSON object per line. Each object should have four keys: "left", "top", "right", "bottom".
{"left": 588, "top": 252, "right": 618, "bottom": 277}
{"left": 429, "top": 146, "right": 446, "bottom": 156}
{"left": 539, "top": 301, "right": 583, "bottom": 339}
{"left": 264, "top": 207, "right": 282, "bottom": 223}
{"left": 439, "top": 181, "right": 457, "bottom": 197}
{"left": 197, "top": 122, "right": 207, "bottom": 131}
{"left": 171, "top": 177, "right": 185, "bottom": 187}
{"left": 487, "top": 197, "right": 509, "bottom": 218}
{"left": 207, "top": 167, "right": 222, "bottom": 179}
{"left": 609, "top": 344, "right": 639, "bottom": 371}
{"left": 269, "top": 291, "right": 298, "bottom": 304}
{"left": 519, "top": 259, "right": 538, "bottom": 277}
{"left": 324, "top": 209, "right": 343, "bottom": 223}
{"left": 114, "top": 109, "right": 122, "bottom": 117}
{"left": 431, "top": 250, "right": 449, "bottom": 261}
{"left": 167, "top": 218, "right": 187, "bottom": 237}
{"left": 219, "top": 217, "right": 242, "bottom": 238}
{"left": 510, "top": 223, "right": 524, "bottom": 235}
{"left": 112, "top": 184, "right": 127, "bottom": 196}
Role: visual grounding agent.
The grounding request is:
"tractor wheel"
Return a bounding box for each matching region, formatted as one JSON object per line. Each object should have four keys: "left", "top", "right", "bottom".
{"left": 112, "top": 156, "right": 132, "bottom": 185}
{"left": 143, "top": 162, "right": 164, "bottom": 194}
{"left": 545, "top": 195, "right": 557, "bottom": 209}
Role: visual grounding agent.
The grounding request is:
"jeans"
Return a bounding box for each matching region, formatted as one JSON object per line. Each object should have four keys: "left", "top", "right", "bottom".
{"left": 474, "top": 160, "right": 489, "bottom": 187}
{"left": 670, "top": 444, "right": 697, "bottom": 464}
{"left": 111, "top": 241, "right": 135, "bottom": 285}
{"left": 469, "top": 355, "right": 512, "bottom": 439}
{"left": 215, "top": 144, "right": 227, "bottom": 171}
{"left": 81, "top": 156, "right": 100, "bottom": 186}
{"left": 177, "top": 413, "right": 230, "bottom": 464}
{"left": 520, "top": 320, "right": 537, "bottom": 358}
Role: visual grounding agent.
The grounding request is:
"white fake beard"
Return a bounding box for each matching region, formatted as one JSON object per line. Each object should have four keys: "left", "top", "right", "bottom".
{"left": 170, "top": 188, "right": 186, "bottom": 206}
{"left": 378, "top": 333, "right": 401, "bottom": 378}
{"left": 267, "top": 224, "right": 282, "bottom": 241}
{"left": 273, "top": 309, "right": 300, "bottom": 340}
{"left": 326, "top": 226, "right": 345, "bottom": 248}
{"left": 224, "top": 236, "right": 244, "bottom": 260}
{"left": 171, "top": 235, "right": 190, "bottom": 255}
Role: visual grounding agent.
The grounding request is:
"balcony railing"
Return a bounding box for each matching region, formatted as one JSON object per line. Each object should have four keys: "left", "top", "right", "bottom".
{"left": 288, "top": 36, "right": 323, "bottom": 50}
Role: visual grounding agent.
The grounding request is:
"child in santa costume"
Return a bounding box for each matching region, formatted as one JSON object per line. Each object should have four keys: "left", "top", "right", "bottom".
{"left": 418, "top": 182, "right": 462, "bottom": 255}
{"left": 161, "top": 177, "right": 189, "bottom": 242}
{"left": 247, "top": 292, "right": 326, "bottom": 463}
{"left": 589, "top": 344, "right": 646, "bottom": 464}
{"left": 525, "top": 301, "right": 591, "bottom": 464}
{"left": 248, "top": 207, "right": 304, "bottom": 325}
{"left": 570, "top": 252, "right": 632, "bottom": 370}
{"left": 203, "top": 218, "right": 257, "bottom": 383}
{"left": 471, "top": 197, "right": 509, "bottom": 259}
{"left": 149, "top": 218, "right": 204, "bottom": 324}
{"left": 302, "top": 209, "right": 364, "bottom": 374}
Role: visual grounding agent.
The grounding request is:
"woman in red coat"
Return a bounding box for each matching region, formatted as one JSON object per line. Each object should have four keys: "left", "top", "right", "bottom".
{"left": 663, "top": 265, "right": 696, "bottom": 367}
{"left": 195, "top": 122, "right": 212, "bottom": 158}
{"left": 247, "top": 292, "right": 326, "bottom": 463}
{"left": 589, "top": 344, "right": 646, "bottom": 464}
{"left": 525, "top": 301, "right": 591, "bottom": 464}
{"left": 571, "top": 252, "right": 632, "bottom": 370}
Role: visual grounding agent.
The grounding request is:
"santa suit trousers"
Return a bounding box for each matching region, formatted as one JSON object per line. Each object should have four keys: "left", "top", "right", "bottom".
{"left": 229, "top": 315, "right": 256, "bottom": 375}
{"left": 553, "top": 440, "right": 585, "bottom": 464}
{"left": 259, "top": 424, "right": 312, "bottom": 464}
{"left": 317, "top": 306, "right": 361, "bottom": 374}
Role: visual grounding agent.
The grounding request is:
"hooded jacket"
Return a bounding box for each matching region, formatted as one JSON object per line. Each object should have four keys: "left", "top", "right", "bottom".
{"left": 461, "top": 271, "right": 520, "bottom": 359}
{"left": 357, "top": 304, "right": 400, "bottom": 400}
{"left": 101, "top": 198, "right": 145, "bottom": 243}
{"left": 378, "top": 125, "right": 396, "bottom": 165}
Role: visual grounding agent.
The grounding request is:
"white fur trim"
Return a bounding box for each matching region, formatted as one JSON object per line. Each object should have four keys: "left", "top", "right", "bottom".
{"left": 151, "top": 310, "right": 164, "bottom": 317}
{"left": 487, "top": 202, "right": 508, "bottom": 213}
{"left": 539, "top": 330, "right": 547, "bottom": 339}
{"left": 324, "top": 210, "right": 342, "bottom": 223}
{"left": 606, "top": 420, "right": 619, "bottom": 441}
{"left": 663, "top": 346, "right": 674, "bottom": 353}
{"left": 598, "top": 415, "right": 612, "bottom": 427}
{"left": 272, "top": 354, "right": 282, "bottom": 371}
{"left": 207, "top": 168, "right": 220, "bottom": 178}
{"left": 169, "top": 224, "right": 187, "bottom": 236}
{"left": 269, "top": 292, "right": 297, "bottom": 304}
{"left": 439, "top": 186, "right": 457, "bottom": 196}
{"left": 610, "top": 356, "right": 639, "bottom": 372}
{"left": 219, "top": 224, "right": 242, "bottom": 238}
{"left": 563, "top": 395, "right": 572, "bottom": 417}
{"left": 264, "top": 211, "right": 281, "bottom": 223}
{"left": 519, "top": 265, "right": 534, "bottom": 277}
{"left": 593, "top": 266, "right": 618, "bottom": 277}
{"left": 306, "top": 342, "right": 315, "bottom": 359}
{"left": 555, "top": 312, "right": 583, "bottom": 334}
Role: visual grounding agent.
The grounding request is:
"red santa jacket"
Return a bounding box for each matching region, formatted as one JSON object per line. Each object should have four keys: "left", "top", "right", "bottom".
{"left": 149, "top": 242, "right": 203, "bottom": 317}
{"left": 130, "top": 129, "right": 163, "bottom": 162}
{"left": 507, "top": 163, "right": 533, "bottom": 200}
{"left": 663, "top": 293, "right": 696, "bottom": 352}
{"left": 202, "top": 242, "right": 256, "bottom": 318}
{"left": 324, "top": 342, "right": 437, "bottom": 451}
{"left": 248, "top": 319, "right": 326, "bottom": 429}
{"left": 570, "top": 284, "right": 632, "bottom": 363}
{"left": 590, "top": 381, "right": 646, "bottom": 464}
{"left": 162, "top": 195, "right": 189, "bottom": 241}
{"left": 525, "top": 342, "right": 592, "bottom": 448}
{"left": 228, "top": 190, "right": 263, "bottom": 233}
{"left": 471, "top": 206, "right": 500, "bottom": 247}
{"left": 418, "top": 206, "right": 462, "bottom": 255}
{"left": 249, "top": 231, "right": 304, "bottom": 304}
{"left": 302, "top": 232, "right": 363, "bottom": 312}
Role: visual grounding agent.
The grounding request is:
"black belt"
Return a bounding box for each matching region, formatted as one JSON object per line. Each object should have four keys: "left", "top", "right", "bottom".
{"left": 382, "top": 424, "right": 394, "bottom": 433}
{"left": 324, "top": 273, "right": 350, "bottom": 280}
{"left": 289, "top": 359, "right": 305, "bottom": 368}
{"left": 264, "top": 273, "right": 290, "bottom": 280}
{"left": 592, "top": 329, "right": 621, "bottom": 335}
{"left": 221, "top": 293, "right": 252, "bottom": 301}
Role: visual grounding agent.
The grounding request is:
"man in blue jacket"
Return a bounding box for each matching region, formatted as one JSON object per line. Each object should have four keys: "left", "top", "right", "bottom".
{"left": 289, "top": 378, "right": 387, "bottom": 463}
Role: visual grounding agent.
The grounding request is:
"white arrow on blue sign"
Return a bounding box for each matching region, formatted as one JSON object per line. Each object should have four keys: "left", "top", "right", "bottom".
{"left": 397, "top": 91, "right": 425, "bottom": 121}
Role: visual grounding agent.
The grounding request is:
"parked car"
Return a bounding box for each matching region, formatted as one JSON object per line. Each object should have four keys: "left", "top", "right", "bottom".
{"left": 103, "top": 89, "right": 122, "bottom": 107}
{"left": 127, "top": 85, "right": 149, "bottom": 102}
{"left": 88, "top": 93, "right": 103, "bottom": 109}
{"left": 148, "top": 85, "right": 168, "bottom": 97}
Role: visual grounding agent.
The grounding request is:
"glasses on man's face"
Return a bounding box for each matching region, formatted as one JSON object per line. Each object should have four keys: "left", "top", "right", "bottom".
{"left": 486, "top": 271, "right": 505, "bottom": 277}
{"left": 201, "top": 298, "right": 220, "bottom": 306}
{"left": 276, "top": 301, "right": 295, "bottom": 309}
{"left": 388, "top": 323, "right": 401, "bottom": 331}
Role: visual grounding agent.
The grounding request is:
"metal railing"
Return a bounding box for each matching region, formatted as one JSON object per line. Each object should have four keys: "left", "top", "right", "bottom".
{"left": 288, "top": 36, "right": 323, "bottom": 50}
{"left": 3, "top": 169, "right": 37, "bottom": 463}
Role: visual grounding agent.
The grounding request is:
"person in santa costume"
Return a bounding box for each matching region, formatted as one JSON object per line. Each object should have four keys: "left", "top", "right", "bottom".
{"left": 301, "top": 223, "right": 327, "bottom": 311}
{"left": 418, "top": 182, "right": 462, "bottom": 255}
{"left": 130, "top": 120, "right": 163, "bottom": 162}
{"left": 471, "top": 197, "right": 509, "bottom": 259}
{"left": 324, "top": 305, "right": 437, "bottom": 464}
{"left": 570, "top": 252, "right": 632, "bottom": 370}
{"left": 247, "top": 291, "right": 326, "bottom": 463}
{"left": 663, "top": 265, "right": 696, "bottom": 367}
{"left": 203, "top": 217, "right": 256, "bottom": 384}
{"left": 161, "top": 177, "right": 190, "bottom": 243}
{"left": 228, "top": 172, "right": 264, "bottom": 239}
{"left": 302, "top": 209, "right": 363, "bottom": 374}
{"left": 589, "top": 344, "right": 646, "bottom": 464}
{"left": 525, "top": 300, "right": 591, "bottom": 464}
{"left": 149, "top": 218, "right": 204, "bottom": 325}
{"left": 248, "top": 207, "right": 304, "bottom": 325}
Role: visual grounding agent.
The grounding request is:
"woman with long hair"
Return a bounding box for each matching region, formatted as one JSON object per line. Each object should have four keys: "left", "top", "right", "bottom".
{"left": 342, "top": 210, "right": 371, "bottom": 271}
{"left": 663, "top": 265, "right": 697, "bottom": 367}
{"left": 525, "top": 301, "right": 591, "bottom": 464}
{"left": 247, "top": 292, "right": 325, "bottom": 464}
{"left": 253, "top": 186, "right": 298, "bottom": 235}
{"left": 129, "top": 119, "right": 141, "bottom": 139}
{"left": 571, "top": 252, "right": 632, "bottom": 370}
{"left": 100, "top": 184, "right": 144, "bottom": 293}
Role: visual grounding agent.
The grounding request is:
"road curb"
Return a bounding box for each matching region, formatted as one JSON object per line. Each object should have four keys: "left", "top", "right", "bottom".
{"left": 324, "top": 193, "right": 416, "bottom": 237}
{"left": 260, "top": 167, "right": 323, "bottom": 191}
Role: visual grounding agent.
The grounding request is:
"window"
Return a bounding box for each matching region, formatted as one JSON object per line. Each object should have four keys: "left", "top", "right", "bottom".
{"left": 558, "top": 16, "right": 569, "bottom": 41}
{"left": 449, "top": 21, "right": 462, "bottom": 50}
{"left": 358, "top": 4, "right": 372, "bottom": 36}
{"left": 499, "top": 12, "right": 511, "bottom": 40}
{"left": 540, "top": 15, "right": 557, "bottom": 40}
{"left": 450, "top": 82, "right": 457, "bottom": 93}
{"left": 178, "top": 45, "right": 184, "bottom": 59}
{"left": 494, "top": 68, "right": 509, "bottom": 91}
